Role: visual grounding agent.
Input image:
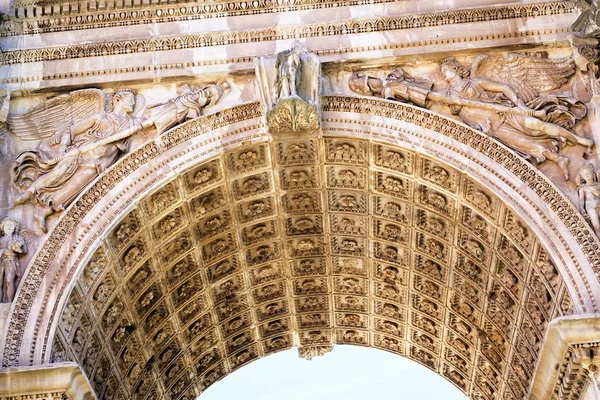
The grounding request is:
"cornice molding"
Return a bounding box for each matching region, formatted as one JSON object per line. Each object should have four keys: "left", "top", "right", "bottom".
{"left": 0, "top": 1, "right": 576, "bottom": 66}
{"left": 0, "top": 362, "right": 95, "bottom": 400}
{"left": 5, "top": 0, "right": 398, "bottom": 35}
{"left": 0, "top": 27, "right": 569, "bottom": 86}
{"left": 3, "top": 0, "right": 572, "bottom": 36}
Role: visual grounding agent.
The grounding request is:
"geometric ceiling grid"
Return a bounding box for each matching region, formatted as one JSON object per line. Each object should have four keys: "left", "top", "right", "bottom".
{"left": 53, "top": 136, "right": 574, "bottom": 400}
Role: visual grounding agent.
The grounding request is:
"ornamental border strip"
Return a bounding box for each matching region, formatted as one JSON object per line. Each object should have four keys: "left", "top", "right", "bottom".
{"left": 0, "top": 1, "right": 575, "bottom": 65}
{"left": 0, "top": 28, "right": 567, "bottom": 84}
{"left": 5, "top": 0, "right": 399, "bottom": 36}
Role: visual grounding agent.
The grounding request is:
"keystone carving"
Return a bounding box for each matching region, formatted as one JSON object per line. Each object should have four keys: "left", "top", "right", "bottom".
{"left": 297, "top": 344, "right": 333, "bottom": 360}
{"left": 255, "top": 42, "right": 320, "bottom": 133}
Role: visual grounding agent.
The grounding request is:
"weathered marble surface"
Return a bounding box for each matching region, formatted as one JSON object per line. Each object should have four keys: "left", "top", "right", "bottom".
{"left": 0, "top": 1, "right": 580, "bottom": 91}
{"left": 1, "top": 1, "right": 600, "bottom": 400}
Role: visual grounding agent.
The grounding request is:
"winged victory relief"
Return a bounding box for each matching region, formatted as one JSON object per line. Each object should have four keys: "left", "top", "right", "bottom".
{"left": 350, "top": 53, "right": 594, "bottom": 181}
{"left": 9, "top": 83, "right": 229, "bottom": 233}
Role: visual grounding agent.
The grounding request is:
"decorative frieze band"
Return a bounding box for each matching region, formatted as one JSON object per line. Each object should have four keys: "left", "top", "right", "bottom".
{"left": 6, "top": 0, "right": 397, "bottom": 35}
{"left": 0, "top": 28, "right": 568, "bottom": 85}
{"left": 0, "top": 2, "right": 576, "bottom": 65}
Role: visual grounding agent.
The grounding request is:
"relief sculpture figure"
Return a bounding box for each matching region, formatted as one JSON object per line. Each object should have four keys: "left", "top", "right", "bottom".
{"left": 350, "top": 53, "right": 593, "bottom": 180}
{"left": 255, "top": 42, "right": 320, "bottom": 132}
{"left": 0, "top": 218, "right": 26, "bottom": 303}
{"left": 275, "top": 42, "right": 302, "bottom": 100}
{"left": 9, "top": 83, "right": 228, "bottom": 232}
{"left": 572, "top": 0, "right": 600, "bottom": 38}
{"left": 142, "top": 83, "right": 229, "bottom": 135}
{"left": 11, "top": 89, "right": 142, "bottom": 232}
{"left": 576, "top": 164, "right": 600, "bottom": 237}
{"left": 349, "top": 68, "right": 433, "bottom": 108}
{"left": 438, "top": 56, "right": 592, "bottom": 180}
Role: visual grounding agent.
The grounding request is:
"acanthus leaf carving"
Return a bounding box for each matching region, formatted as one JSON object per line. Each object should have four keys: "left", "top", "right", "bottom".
{"left": 297, "top": 344, "right": 333, "bottom": 360}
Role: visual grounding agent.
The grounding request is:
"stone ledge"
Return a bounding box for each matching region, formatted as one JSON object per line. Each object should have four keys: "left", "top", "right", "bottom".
{"left": 0, "top": 363, "right": 95, "bottom": 400}
{"left": 530, "top": 314, "right": 600, "bottom": 400}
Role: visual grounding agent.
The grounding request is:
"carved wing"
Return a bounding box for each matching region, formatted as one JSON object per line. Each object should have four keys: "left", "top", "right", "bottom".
{"left": 8, "top": 89, "right": 106, "bottom": 141}
{"left": 470, "top": 53, "right": 575, "bottom": 103}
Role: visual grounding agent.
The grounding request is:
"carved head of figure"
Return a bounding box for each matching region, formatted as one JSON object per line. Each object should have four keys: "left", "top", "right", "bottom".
{"left": 440, "top": 58, "right": 470, "bottom": 82}
{"left": 0, "top": 218, "right": 17, "bottom": 236}
{"left": 386, "top": 68, "right": 412, "bottom": 82}
{"left": 577, "top": 163, "right": 599, "bottom": 185}
{"left": 112, "top": 89, "right": 137, "bottom": 114}
{"left": 201, "top": 82, "right": 231, "bottom": 108}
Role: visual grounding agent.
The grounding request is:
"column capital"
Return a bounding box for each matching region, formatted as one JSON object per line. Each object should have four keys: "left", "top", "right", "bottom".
{"left": 0, "top": 362, "right": 95, "bottom": 400}
{"left": 530, "top": 314, "right": 600, "bottom": 400}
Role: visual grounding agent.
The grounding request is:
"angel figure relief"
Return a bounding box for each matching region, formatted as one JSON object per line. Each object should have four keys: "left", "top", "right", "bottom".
{"left": 9, "top": 83, "right": 229, "bottom": 233}
{"left": 350, "top": 53, "right": 594, "bottom": 181}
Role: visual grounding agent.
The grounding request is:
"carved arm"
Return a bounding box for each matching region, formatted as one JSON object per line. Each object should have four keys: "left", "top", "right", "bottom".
{"left": 473, "top": 78, "right": 525, "bottom": 108}
{"left": 48, "top": 119, "right": 150, "bottom": 166}
{"left": 426, "top": 91, "right": 545, "bottom": 118}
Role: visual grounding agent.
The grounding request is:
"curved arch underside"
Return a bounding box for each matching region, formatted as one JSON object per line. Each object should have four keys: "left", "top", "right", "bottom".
{"left": 5, "top": 96, "right": 600, "bottom": 400}
{"left": 38, "top": 100, "right": 583, "bottom": 400}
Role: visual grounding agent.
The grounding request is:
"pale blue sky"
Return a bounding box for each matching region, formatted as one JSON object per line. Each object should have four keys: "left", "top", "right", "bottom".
{"left": 200, "top": 345, "right": 468, "bottom": 399}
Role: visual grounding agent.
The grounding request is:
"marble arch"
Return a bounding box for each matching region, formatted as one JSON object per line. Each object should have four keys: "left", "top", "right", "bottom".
{"left": 0, "top": 96, "right": 596, "bottom": 399}
{"left": 4, "top": 0, "right": 600, "bottom": 399}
